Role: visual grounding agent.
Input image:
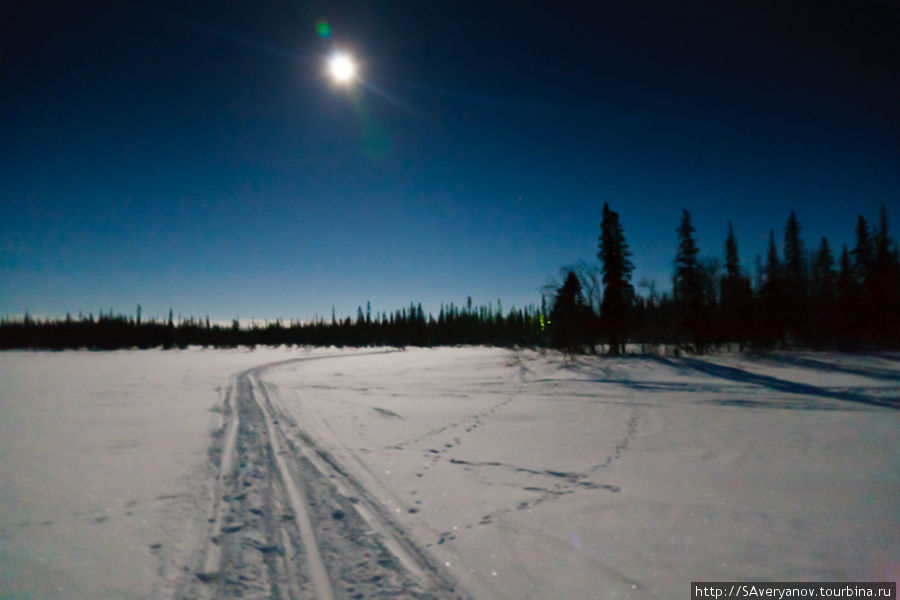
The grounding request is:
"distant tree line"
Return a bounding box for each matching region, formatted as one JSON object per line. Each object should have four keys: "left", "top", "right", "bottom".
{"left": 0, "top": 300, "right": 546, "bottom": 350}
{"left": 2, "top": 205, "right": 898, "bottom": 353}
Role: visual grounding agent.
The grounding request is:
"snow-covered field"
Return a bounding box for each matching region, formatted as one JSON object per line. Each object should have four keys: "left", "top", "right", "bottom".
{"left": 0, "top": 346, "right": 338, "bottom": 598}
{"left": 1, "top": 347, "right": 898, "bottom": 599}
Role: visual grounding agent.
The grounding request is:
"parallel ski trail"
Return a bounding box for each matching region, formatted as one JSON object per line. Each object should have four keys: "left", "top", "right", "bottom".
{"left": 198, "top": 378, "right": 241, "bottom": 587}
{"left": 249, "top": 371, "right": 335, "bottom": 600}
{"left": 178, "top": 350, "right": 464, "bottom": 599}
{"left": 256, "top": 380, "right": 439, "bottom": 590}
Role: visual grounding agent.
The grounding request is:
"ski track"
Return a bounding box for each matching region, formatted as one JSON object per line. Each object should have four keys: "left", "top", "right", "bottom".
{"left": 173, "top": 352, "right": 467, "bottom": 600}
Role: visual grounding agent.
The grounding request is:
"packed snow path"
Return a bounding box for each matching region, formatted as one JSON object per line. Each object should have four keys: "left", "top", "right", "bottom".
{"left": 179, "top": 353, "right": 465, "bottom": 600}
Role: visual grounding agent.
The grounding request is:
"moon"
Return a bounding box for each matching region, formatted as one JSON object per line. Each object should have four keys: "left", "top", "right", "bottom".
{"left": 328, "top": 52, "right": 357, "bottom": 84}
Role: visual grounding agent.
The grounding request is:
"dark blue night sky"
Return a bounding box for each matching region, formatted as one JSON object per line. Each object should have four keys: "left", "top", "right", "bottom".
{"left": 3, "top": 1, "right": 898, "bottom": 322}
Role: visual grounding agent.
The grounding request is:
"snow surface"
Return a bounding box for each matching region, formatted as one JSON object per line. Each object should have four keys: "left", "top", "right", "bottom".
{"left": 1, "top": 346, "right": 898, "bottom": 599}
{"left": 263, "top": 348, "right": 900, "bottom": 598}
{"left": 0, "top": 346, "right": 339, "bottom": 599}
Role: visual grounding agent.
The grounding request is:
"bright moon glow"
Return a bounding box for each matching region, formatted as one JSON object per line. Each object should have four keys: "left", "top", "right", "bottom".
{"left": 328, "top": 53, "right": 356, "bottom": 84}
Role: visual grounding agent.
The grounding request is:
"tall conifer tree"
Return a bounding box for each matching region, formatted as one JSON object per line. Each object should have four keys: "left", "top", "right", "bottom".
{"left": 674, "top": 210, "right": 708, "bottom": 352}
{"left": 598, "top": 202, "right": 635, "bottom": 355}
{"left": 810, "top": 237, "right": 836, "bottom": 346}
{"left": 758, "top": 230, "right": 784, "bottom": 346}
{"left": 853, "top": 215, "right": 874, "bottom": 286}
{"left": 550, "top": 271, "right": 590, "bottom": 353}
{"left": 782, "top": 210, "right": 808, "bottom": 342}
{"left": 871, "top": 205, "right": 900, "bottom": 342}
{"left": 720, "top": 222, "right": 752, "bottom": 347}
{"left": 852, "top": 215, "right": 876, "bottom": 339}
{"left": 836, "top": 245, "right": 857, "bottom": 348}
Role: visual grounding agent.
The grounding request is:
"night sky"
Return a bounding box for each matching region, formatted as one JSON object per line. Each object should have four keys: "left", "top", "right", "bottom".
{"left": 3, "top": 1, "right": 898, "bottom": 322}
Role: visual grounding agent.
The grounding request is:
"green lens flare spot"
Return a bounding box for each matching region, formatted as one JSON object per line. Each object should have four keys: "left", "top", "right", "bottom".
{"left": 316, "top": 20, "right": 331, "bottom": 38}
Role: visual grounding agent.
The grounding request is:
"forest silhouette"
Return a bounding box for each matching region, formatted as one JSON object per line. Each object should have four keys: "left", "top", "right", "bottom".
{"left": 3, "top": 205, "right": 898, "bottom": 352}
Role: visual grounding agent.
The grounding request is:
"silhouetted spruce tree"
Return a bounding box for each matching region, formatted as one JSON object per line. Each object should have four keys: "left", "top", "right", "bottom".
{"left": 719, "top": 222, "right": 753, "bottom": 348}
{"left": 782, "top": 210, "right": 809, "bottom": 343}
{"left": 550, "top": 271, "right": 590, "bottom": 353}
{"left": 164, "top": 308, "right": 176, "bottom": 349}
{"left": 852, "top": 215, "right": 876, "bottom": 340}
{"left": 414, "top": 302, "right": 427, "bottom": 346}
{"left": 598, "top": 202, "right": 635, "bottom": 355}
{"left": 835, "top": 245, "right": 858, "bottom": 349}
{"left": 871, "top": 205, "right": 900, "bottom": 344}
{"left": 700, "top": 256, "right": 721, "bottom": 332}
{"left": 673, "top": 210, "right": 709, "bottom": 353}
{"left": 758, "top": 230, "right": 784, "bottom": 347}
{"left": 724, "top": 222, "right": 740, "bottom": 280}
{"left": 852, "top": 215, "right": 874, "bottom": 283}
{"left": 809, "top": 237, "right": 837, "bottom": 346}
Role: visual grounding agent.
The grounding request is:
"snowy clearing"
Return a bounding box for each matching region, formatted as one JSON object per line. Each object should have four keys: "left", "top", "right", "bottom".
{"left": 0, "top": 347, "right": 341, "bottom": 599}
{"left": 1, "top": 347, "right": 898, "bottom": 599}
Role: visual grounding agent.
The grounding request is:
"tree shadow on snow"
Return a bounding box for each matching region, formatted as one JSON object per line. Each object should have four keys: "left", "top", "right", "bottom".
{"left": 752, "top": 353, "right": 900, "bottom": 383}
{"left": 562, "top": 356, "right": 739, "bottom": 396}
{"left": 873, "top": 352, "right": 900, "bottom": 365}
{"left": 704, "top": 398, "right": 853, "bottom": 411}
{"left": 648, "top": 356, "right": 900, "bottom": 410}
